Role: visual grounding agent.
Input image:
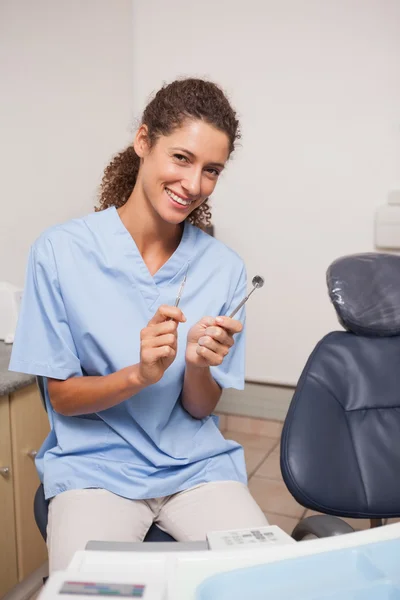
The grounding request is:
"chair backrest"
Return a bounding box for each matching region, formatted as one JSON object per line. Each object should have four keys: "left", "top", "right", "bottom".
{"left": 281, "top": 253, "right": 400, "bottom": 519}
{"left": 36, "top": 375, "right": 47, "bottom": 412}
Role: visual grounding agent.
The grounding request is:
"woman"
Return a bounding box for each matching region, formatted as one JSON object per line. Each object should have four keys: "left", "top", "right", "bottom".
{"left": 10, "top": 78, "right": 268, "bottom": 572}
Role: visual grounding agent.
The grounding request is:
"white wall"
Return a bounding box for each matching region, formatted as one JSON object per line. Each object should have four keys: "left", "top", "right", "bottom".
{"left": 132, "top": 0, "right": 400, "bottom": 385}
{"left": 0, "top": 0, "right": 134, "bottom": 286}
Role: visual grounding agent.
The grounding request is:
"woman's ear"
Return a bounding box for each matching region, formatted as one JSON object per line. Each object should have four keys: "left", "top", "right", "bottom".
{"left": 133, "top": 125, "right": 150, "bottom": 158}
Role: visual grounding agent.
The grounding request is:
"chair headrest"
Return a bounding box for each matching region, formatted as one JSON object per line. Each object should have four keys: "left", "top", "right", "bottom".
{"left": 326, "top": 252, "right": 400, "bottom": 336}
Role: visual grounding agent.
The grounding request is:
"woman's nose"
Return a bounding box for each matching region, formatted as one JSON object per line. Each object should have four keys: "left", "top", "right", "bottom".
{"left": 181, "top": 170, "right": 202, "bottom": 197}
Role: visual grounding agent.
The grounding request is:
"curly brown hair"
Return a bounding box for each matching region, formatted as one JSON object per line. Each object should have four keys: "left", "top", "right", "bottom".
{"left": 95, "top": 78, "right": 241, "bottom": 229}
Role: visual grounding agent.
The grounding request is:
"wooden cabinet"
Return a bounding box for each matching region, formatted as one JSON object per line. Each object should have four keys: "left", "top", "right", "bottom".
{"left": 10, "top": 385, "right": 50, "bottom": 581}
{"left": 0, "top": 395, "right": 18, "bottom": 598}
{"left": 0, "top": 384, "right": 50, "bottom": 597}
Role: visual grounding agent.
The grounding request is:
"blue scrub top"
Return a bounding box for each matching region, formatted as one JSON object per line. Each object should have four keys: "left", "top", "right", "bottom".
{"left": 9, "top": 207, "right": 247, "bottom": 500}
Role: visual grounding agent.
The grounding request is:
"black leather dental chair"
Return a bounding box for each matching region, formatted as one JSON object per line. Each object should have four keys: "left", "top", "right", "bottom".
{"left": 281, "top": 253, "right": 400, "bottom": 540}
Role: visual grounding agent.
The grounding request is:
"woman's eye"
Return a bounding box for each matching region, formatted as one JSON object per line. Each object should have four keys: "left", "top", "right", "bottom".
{"left": 174, "top": 153, "right": 188, "bottom": 162}
{"left": 206, "top": 168, "right": 220, "bottom": 177}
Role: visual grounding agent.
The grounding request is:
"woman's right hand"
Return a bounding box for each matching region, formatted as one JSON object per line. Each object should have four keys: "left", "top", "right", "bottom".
{"left": 138, "top": 305, "right": 186, "bottom": 386}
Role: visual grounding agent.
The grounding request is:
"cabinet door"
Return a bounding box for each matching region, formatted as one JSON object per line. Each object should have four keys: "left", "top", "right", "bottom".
{"left": 0, "top": 395, "right": 18, "bottom": 596}
{"left": 10, "top": 384, "right": 50, "bottom": 580}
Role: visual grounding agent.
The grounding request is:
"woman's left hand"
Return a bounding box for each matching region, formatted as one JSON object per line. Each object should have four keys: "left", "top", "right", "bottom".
{"left": 185, "top": 316, "right": 243, "bottom": 368}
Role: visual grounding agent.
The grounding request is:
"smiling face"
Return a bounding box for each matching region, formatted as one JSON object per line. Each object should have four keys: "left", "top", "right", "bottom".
{"left": 133, "top": 119, "right": 230, "bottom": 225}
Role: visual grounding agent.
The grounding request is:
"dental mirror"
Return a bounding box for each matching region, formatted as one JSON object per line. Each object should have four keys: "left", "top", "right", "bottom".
{"left": 228, "top": 275, "right": 265, "bottom": 318}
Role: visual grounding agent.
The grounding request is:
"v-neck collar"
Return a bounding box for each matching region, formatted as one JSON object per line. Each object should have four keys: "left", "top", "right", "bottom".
{"left": 108, "top": 206, "right": 196, "bottom": 287}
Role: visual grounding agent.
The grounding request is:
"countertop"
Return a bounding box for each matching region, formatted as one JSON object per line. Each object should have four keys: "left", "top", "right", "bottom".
{"left": 0, "top": 342, "right": 36, "bottom": 396}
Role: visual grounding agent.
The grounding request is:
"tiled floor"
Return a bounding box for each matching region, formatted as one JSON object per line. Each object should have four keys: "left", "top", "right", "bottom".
{"left": 219, "top": 413, "right": 400, "bottom": 536}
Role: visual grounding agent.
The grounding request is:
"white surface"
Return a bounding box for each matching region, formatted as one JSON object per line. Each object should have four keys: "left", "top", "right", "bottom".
{"left": 0, "top": 0, "right": 134, "bottom": 287}
{"left": 375, "top": 205, "right": 400, "bottom": 249}
{"left": 131, "top": 0, "right": 400, "bottom": 385}
{"left": 0, "top": 281, "right": 22, "bottom": 342}
{"left": 388, "top": 190, "right": 400, "bottom": 205}
{"left": 63, "top": 523, "right": 400, "bottom": 600}
{"left": 206, "top": 525, "right": 295, "bottom": 550}
{"left": 375, "top": 197, "right": 400, "bottom": 249}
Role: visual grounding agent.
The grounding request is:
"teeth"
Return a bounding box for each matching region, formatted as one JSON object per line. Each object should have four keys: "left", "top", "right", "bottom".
{"left": 165, "top": 188, "right": 191, "bottom": 206}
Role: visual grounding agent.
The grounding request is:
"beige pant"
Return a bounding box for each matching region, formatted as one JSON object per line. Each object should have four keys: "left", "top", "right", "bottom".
{"left": 47, "top": 481, "right": 268, "bottom": 572}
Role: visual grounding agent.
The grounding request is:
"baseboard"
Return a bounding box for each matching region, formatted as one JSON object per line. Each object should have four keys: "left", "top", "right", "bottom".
{"left": 3, "top": 563, "right": 48, "bottom": 600}
{"left": 216, "top": 381, "right": 295, "bottom": 421}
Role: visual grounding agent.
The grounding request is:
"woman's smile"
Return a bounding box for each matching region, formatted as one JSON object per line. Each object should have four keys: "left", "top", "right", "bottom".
{"left": 165, "top": 186, "right": 194, "bottom": 208}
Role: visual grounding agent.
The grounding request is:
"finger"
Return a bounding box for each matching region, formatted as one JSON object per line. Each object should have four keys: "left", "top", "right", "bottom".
{"left": 142, "top": 345, "right": 176, "bottom": 362}
{"left": 142, "top": 333, "right": 177, "bottom": 349}
{"left": 199, "top": 316, "right": 216, "bottom": 328}
{"left": 198, "top": 336, "right": 230, "bottom": 358}
{"left": 196, "top": 345, "right": 224, "bottom": 366}
{"left": 204, "top": 326, "right": 234, "bottom": 347}
{"left": 149, "top": 305, "right": 186, "bottom": 325}
{"left": 141, "top": 320, "right": 178, "bottom": 339}
{"left": 215, "top": 316, "right": 243, "bottom": 334}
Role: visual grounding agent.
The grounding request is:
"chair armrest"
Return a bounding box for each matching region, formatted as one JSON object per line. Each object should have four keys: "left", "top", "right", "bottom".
{"left": 291, "top": 515, "right": 355, "bottom": 541}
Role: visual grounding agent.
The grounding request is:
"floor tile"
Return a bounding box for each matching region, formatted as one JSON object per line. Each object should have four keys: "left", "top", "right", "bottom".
{"left": 224, "top": 430, "right": 278, "bottom": 453}
{"left": 265, "top": 512, "right": 299, "bottom": 536}
{"left": 28, "top": 588, "right": 43, "bottom": 600}
{"left": 254, "top": 450, "right": 281, "bottom": 480}
{"left": 244, "top": 448, "right": 269, "bottom": 477}
{"left": 226, "top": 415, "right": 283, "bottom": 438}
{"left": 304, "top": 510, "right": 371, "bottom": 531}
{"left": 249, "top": 476, "right": 305, "bottom": 518}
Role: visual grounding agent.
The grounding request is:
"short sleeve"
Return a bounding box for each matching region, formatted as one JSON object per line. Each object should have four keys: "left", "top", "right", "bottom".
{"left": 9, "top": 239, "right": 83, "bottom": 380}
{"left": 210, "top": 261, "right": 247, "bottom": 390}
